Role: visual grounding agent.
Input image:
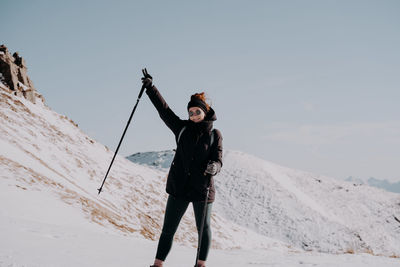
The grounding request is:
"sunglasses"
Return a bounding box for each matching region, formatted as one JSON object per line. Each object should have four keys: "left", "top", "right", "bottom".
{"left": 189, "top": 110, "right": 202, "bottom": 117}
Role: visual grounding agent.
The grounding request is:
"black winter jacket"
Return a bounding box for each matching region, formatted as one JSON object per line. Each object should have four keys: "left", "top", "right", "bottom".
{"left": 145, "top": 85, "right": 223, "bottom": 202}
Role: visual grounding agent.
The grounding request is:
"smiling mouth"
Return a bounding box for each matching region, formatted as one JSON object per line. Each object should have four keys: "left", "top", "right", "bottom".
{"left": 191, "top": 117, "right": 201, "bottom": 122}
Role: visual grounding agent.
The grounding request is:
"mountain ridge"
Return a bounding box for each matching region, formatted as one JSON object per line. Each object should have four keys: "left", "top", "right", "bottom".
{"left": 345, "top": 176, "right": 400, "bottom": 194}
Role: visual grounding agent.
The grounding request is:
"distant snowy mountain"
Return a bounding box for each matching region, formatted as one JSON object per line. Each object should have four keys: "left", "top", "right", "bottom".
{"left": 127, "top": 150, "right": 400, "bottom": 257}
{"left": 127, "top": 150, "right": 175, "bottom": 170}
{"left": 345, "top": 176, "right": 400, "bottom": 194}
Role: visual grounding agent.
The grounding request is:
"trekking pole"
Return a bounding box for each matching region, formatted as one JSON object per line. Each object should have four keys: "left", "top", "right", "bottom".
{"left": 97, "top": 76, "right": 147, "bottom": 195}
{"left": 194, "top": 174, "right": 211, "bottom": 267}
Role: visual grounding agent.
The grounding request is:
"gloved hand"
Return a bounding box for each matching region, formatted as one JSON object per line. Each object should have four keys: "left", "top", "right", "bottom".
{"left": 141, "top": 68, "right": 153, "bottom": 89}
{"left": 205, "top": 161, "right": 218, "bottom": 176}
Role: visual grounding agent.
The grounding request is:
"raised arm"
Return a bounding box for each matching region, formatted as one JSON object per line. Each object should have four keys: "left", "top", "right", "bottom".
{"left": 145, "top": 85, "right": 184, "bottom": 135}
{"left": 141, "top": 69, "right": 184, "bottom": 136}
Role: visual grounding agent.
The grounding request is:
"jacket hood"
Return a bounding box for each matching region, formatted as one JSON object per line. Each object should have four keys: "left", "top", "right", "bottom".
{"left": 205, "top": 107, "right": 217, "bottom": 122}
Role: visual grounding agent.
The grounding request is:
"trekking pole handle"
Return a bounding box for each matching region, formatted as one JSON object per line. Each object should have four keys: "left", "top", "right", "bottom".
{"left": 138, "top": 84, "right": 146, "bottom": 99}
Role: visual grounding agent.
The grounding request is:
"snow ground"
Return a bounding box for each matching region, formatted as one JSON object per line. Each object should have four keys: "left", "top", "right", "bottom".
{"left": 1, "top": 185, "right": 399, "bottom": 267}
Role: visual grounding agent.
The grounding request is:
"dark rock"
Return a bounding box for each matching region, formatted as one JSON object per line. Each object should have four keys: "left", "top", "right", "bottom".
{"left": 0, "top": 44, "right": 44, "bottom": 104}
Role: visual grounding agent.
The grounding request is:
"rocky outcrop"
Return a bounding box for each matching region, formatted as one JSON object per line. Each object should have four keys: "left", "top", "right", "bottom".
{"left": 0, "top": 44, "right": 44, "bottom": 104}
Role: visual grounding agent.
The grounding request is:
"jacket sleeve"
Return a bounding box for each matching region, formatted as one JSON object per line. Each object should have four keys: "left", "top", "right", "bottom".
{"left": 145, "top": 85, "right": 184, "bottom": 136}
{"left": 210, "top": 129, "right": 223, "bottom": 175}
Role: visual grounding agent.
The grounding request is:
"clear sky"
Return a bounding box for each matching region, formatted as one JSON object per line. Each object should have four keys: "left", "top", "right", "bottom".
{"left": 1, "top": 0, "right": 399, "bottom": 182}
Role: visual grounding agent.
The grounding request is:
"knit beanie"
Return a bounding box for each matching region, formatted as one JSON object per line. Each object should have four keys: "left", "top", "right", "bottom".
{"left": 187, "top": 95, "right": 208, "bottom": 114}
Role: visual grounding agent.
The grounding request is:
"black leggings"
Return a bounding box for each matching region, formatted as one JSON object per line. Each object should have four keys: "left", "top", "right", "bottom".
{"left": 155, "top": 195, "right": 213, "bottom": 261}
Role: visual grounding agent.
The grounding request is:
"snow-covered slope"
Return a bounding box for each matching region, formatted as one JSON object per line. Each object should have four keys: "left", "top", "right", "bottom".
{"left": 128, "top": 151, "right": 400, "bottom": 257}
{"left": 0, "top": 87, "right": 281, "bottom": 252}
{"left": 218, "top": 151, "right": 400, "bottom": 256}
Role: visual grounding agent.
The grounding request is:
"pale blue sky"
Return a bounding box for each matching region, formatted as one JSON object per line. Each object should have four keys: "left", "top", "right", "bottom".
{"left": 1, "top": 0, "right": 399, "bottom": 181}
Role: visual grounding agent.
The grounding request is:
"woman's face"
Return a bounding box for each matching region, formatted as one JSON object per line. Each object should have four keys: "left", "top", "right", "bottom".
{"left": 188, "top": 107, "right": 206, "bottom": 123}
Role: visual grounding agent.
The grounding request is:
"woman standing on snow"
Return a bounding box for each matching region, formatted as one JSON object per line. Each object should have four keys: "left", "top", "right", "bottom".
{"left": 141, "top": 69, "right": 223, "bottom": 267}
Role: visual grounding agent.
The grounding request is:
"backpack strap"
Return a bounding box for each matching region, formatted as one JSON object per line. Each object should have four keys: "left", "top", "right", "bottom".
{"left": 177, "top": 125, "right": 187, "bottom": 145}
{"left": 210, "top": 129, "right": 215, "bottom": 148}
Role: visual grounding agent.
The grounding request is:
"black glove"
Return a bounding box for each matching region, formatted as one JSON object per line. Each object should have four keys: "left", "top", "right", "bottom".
{"left": 141, "top": 68, "right": 153, "bottom": 89}
{"left": 205, "top": 161, "right": 218, "bottom": 176}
